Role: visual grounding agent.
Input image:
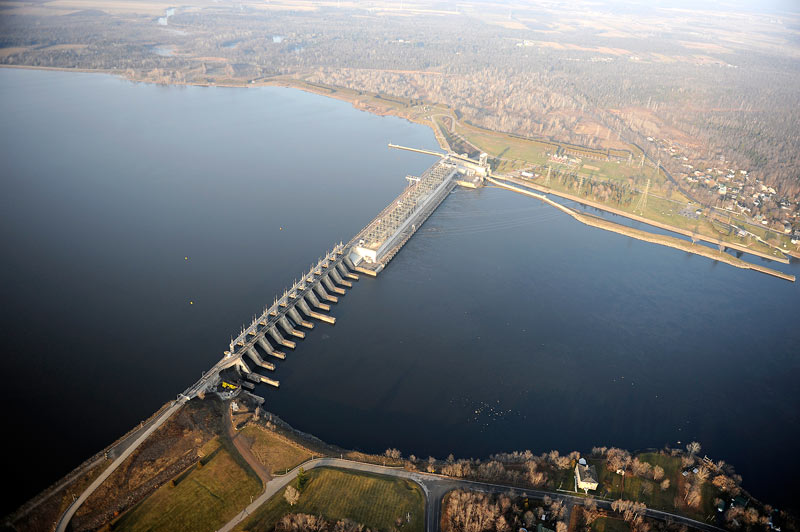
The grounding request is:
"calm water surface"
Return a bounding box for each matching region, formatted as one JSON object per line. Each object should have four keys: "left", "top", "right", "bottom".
{"left": 1, "top": 68, "right": 798, "bottom": 515}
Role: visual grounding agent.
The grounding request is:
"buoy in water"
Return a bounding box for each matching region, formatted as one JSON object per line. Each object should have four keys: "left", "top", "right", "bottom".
{"left": 185, "top": 257, "right": 188, "bottom": 260}
{"left": 279, "top": 227, "right": 283, "bottom": 231}
{"left": 190, "top": 301, "right": 194, "bottom": 305}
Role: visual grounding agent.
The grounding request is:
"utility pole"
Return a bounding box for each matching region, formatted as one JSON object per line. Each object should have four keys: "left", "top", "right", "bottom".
{"left": 636, "top": 179, "right": 651, "bottom": 214}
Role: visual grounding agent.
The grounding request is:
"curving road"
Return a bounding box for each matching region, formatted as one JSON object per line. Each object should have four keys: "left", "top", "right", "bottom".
{"left": 55, "top": 399, "right": 186, "bottom": 532}
{"left": 214, "top": 458, "right": 724, "bottom": 532}
{"left": 54, "top": 362, "right": 223, "bottom": 532}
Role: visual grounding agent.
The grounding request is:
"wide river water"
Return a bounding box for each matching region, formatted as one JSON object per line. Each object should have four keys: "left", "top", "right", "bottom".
{"left": 1, "top": 68, "right": 798, "bottom": 515}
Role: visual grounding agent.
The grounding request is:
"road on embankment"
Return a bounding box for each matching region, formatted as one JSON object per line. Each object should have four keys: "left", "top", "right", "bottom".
{"left": 486, "top": 175, "right": 794, "bottom": 282}
{"left": 215, "top": 457, "right": 724, "bottom": 532}
{"left": 54, "top": 399, "right": 186, "bottom": 532}
{"left": 494, "top": 173, "right": 789, "bottom": 264}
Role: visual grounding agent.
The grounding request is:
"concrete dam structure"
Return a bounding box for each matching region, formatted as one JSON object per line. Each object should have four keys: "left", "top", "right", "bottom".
{"left": 203, "top": 150, "right": 489, "bottom": 398}
{"left": 217, "top": 242, "right": 358, "bottom": 386}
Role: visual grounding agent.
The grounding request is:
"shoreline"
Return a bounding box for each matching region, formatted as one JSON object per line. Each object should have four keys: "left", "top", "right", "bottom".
{"left": 487, "top": 176, "right": 795, "bottom": 282}
{"left": 3, "top": 63, "right": 796, "bottom": 264}
{"left": 12, "top": 394, "right": 787, "bottom": 532}
{"left": 501, "top": 175, "right": 792, "bottom": 264}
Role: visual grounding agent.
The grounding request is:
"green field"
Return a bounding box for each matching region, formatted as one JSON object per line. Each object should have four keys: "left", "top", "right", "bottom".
{"left": 239, "top": 425, "right": 312, "bottom": 474}
{"left": 443, "top": 114, "right": 794, "bottom": 257}
{"left": 113, "top": 438, "right": 261, "bottom": 532}
{"left": 524, "top": 173, "right": 790, "bottom": 258}
{"left": 592, "top": 456, "right": 675, "bottom": 512}
{"left": 592, "top": 517, "right": 631, "bottom": 532}
{"left": 590, "top": 453, "right": 724, "bottom": 523}
{"left": 238, "top": 467, "right": 425, "bottom": 532}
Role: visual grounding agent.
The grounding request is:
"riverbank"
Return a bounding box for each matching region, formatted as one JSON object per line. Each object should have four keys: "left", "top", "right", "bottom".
{"left": 498, "top": 174, "right": 791, "bottom": 264}
{"left": 261, "top": 76, "right": 799, "bottom": 264}
{"left": 578, "top": 213, "right": 795, "bottom": 282}
{"left": 4, "top": 63, "right": 793, "bottom": 263}
{"left": 486, "top": 176, "right": 795, "bottom": 282}
{"left": 17, "top": 394, "right": 793, "bottom": 532}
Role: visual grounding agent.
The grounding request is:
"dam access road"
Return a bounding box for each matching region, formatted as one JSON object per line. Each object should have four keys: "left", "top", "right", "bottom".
{"left": 216, "top": 457, "right": 725, "bottom": 532}
{"left": 55, "top": 145, "right": 777, "bottom": 532}
{"left": 55, "top": 148, "right": 488, "bottom": 532}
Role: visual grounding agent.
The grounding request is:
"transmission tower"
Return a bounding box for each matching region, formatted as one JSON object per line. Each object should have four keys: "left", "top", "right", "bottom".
{"left": 635, "top": 179, "right": 651, "bottom": 214}
{"left": 544, "top": 165, "right": 551, "bottom": 186}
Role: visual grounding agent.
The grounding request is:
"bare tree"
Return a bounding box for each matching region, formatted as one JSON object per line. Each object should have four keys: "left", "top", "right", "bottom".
{"left": 427, "top": 456, "right": 436, "bottom": 473}
{"left": 712, "top": 475, "right": 740, "bottom": 495}
{"left": 384, "top": 448, "right": 401, "bottom": 460}
{"left": 686, "top": 442, "right": 701, "bottom": 456}
{"left": 284, "top": 485, "right": 300, "bottom": 507}
{"left": 607, "top": 448, "right": 632, "bottom": 472}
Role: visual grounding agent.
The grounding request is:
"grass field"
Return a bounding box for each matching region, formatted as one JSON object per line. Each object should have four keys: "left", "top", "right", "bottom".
{"left": 276, "top": 77, "right": 796, "bottom": 258}
{"left": 593, "top": 456, "right": 678, "bottom": 511}
{"left": 591, "top": 453, "right": 724, "bottom": 523}
{"left": 239, "top": 425, "right": 312, "bottom": 474}
{"left": 525, "top": 175, "right": 790, "bottom": 258}
{"left": 237, "top": 467, "right": 425, "bottom": 532}
{"left": 451, "top": 121, "right": 656, "bottom": 183}
{"left": 592, "top": 517, "right": 631, "bottom": 532}
{"left": 438, "top": 114, "right": 794, "bottom": 256}
{"left": 113, "top": 437, "right": 261, "bottom": 532}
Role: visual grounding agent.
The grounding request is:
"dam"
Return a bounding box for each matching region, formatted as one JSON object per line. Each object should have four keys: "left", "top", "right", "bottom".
{"left": 194, "top": 148, "right": 490, "bottom": 398}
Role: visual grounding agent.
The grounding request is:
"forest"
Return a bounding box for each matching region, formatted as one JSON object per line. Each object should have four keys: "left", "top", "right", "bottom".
{"left": 1, "top": 0, "right": 798, "bottom": 201}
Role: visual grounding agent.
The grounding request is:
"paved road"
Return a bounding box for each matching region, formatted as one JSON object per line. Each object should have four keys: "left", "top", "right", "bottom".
{"left": 54, "top": 399, "right": 186, "bottom": 532}
{"left": 215, "top": 458, "right": 724, "bottom": 532}
{"left": 54, "top": 360, "right": 222, "bottom": 532}
{"left": 215, "top": 458, "right": 432, "bottom": 532}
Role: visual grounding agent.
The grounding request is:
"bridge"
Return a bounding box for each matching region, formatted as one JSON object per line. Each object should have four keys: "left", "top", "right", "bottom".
{"left": 197, "top": 149, "right": 489, "bottom": 397}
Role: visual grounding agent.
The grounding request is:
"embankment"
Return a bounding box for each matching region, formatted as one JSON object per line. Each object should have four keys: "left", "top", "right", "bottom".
{"left": 497, "top": 174, "right": 790, "bottom": 264}
{"left": 486, "top": 176, "right": 795, "bottom": 283}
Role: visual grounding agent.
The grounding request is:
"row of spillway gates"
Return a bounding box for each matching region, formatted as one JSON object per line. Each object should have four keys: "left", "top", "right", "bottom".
{"left": 204, "top": 148, "right": 490, "bottom": 398}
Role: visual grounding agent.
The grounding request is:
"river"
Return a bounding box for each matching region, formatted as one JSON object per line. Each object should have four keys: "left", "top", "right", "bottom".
{"left": 1, "top": 68, "right": 798, "bottom": 515}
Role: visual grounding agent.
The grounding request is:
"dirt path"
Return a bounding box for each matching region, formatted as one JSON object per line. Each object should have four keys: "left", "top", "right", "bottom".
{"left": 223, "top": 410, "right": 271, "bottom": 489}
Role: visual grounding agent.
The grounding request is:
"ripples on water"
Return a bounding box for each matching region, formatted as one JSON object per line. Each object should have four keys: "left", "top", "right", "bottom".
{"left": 1, "top": 68, "right": 798, "bottom": 514}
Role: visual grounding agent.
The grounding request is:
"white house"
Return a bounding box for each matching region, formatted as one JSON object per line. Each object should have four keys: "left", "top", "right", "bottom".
{"left": 575, "top": 459, "right": 599, "bottom": 492}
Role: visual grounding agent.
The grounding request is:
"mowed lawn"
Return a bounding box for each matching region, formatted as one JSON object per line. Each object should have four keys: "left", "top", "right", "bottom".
{"left": 114, "top": 438, "right": 261, "bottom": 532}
{"left": 592, "top": 517, "right": 631, "bottom": 532}
{"left": 457, "top": 124, "right": 551, "bottom": 166}
{"left": 240, "top": 425, "right": 312, "bottom": 474}
{"left": 239, "top": 468, "right": 424, "bottom": 532}
{"left": 592, "top": 454, "right": 678, "bottom": 511}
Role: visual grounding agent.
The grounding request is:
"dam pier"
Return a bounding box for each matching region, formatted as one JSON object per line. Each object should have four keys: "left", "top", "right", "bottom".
{"left": 196, "top": 148, "right": 490, "bottom": 399}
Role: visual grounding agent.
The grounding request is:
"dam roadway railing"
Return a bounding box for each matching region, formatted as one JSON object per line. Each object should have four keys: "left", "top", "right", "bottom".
{"left": 206, "top": 157, "right": 461, "bottom": 393}
{"left": 218, "top": 241, "right": 360, "bottom": 384}
{"left": 229, "top": 242, "right": 348, "bottom": 351}
{"left": 53, "top": 154, "right": 470, "bottom": 532}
